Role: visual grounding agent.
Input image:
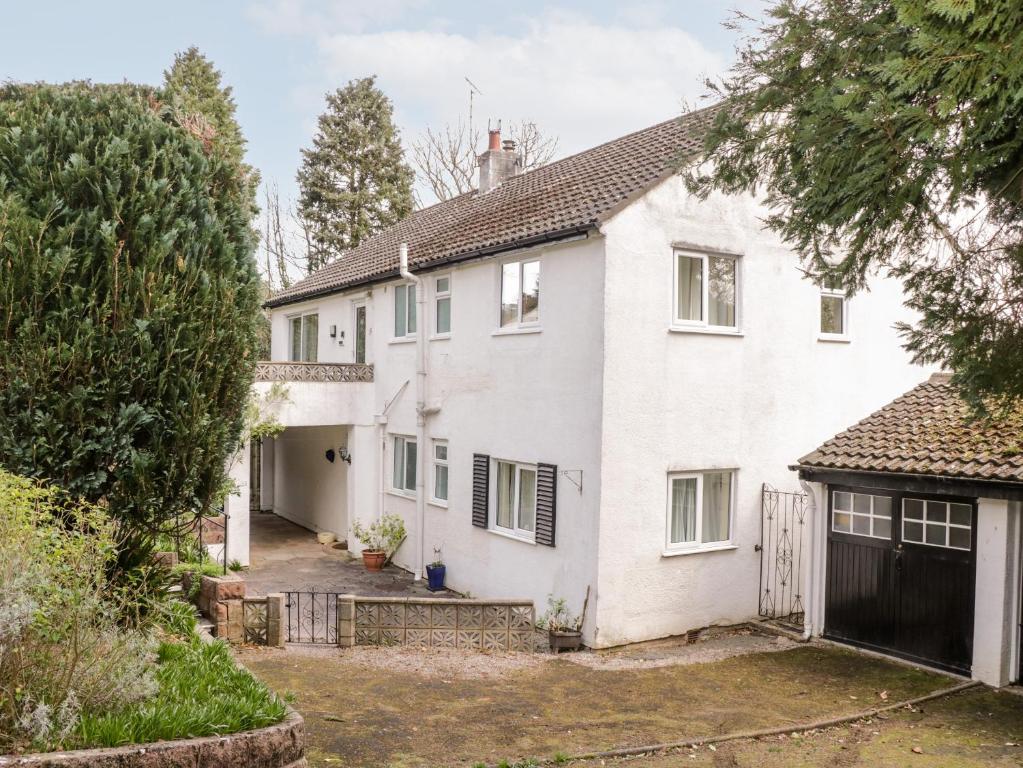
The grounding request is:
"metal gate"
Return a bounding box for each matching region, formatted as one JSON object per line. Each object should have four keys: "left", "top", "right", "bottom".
{"left": 758, "top": 484, "right": 808, "bottom": 626}
{"left": 284, "top": 591, "right": 341, "bottom": 644}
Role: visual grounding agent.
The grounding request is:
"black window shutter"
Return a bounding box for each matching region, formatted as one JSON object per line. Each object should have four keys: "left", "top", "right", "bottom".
{"left": 472, "top": 454, "right": 490, "bottom": 528}
{"left": 536, "top": 463, "right": 557, "bottom": 547}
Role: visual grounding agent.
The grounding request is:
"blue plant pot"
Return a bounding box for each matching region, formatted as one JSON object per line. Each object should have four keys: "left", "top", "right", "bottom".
{"left": 426, "top": 564, "right": 446, "bottom": 592}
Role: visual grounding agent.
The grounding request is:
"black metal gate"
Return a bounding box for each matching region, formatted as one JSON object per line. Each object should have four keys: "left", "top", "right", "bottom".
{"left": 284, "top": 591, "right": 341, "bottom": 644}
{"left": 758, "top": 484, "right": 807, "bottom": 626}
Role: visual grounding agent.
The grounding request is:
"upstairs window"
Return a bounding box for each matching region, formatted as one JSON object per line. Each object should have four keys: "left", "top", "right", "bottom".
{"left": 288, "top": 312, "right": 318, "bottom": 362}
{"left": 673, "top": 250, "right": 738, "bottom": 330}
{"left": 500, "top": 259, "right": 540, "bottom": 328}
{"left": 820, "top": 277, "right": 848, "bottom": 338}
{"left": 392, "top": 436, "right": 416, "bottom": 494}
{"left": 394, "top": 284, "right": 417, "bottom": 339}
{"left": 667, "top": 470, "right": 733, "bottom": 550}
{"left": 435, "top": 276, "right": 451, "bottom": 336}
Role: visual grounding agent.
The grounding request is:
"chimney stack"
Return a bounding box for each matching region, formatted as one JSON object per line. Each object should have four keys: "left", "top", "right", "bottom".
{"left": 478, "top": 123, "right": 521, "bottom": 193}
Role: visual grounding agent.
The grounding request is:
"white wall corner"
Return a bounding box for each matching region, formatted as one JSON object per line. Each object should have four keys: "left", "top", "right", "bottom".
{"left": 224, "top": 440, "right": 251, "bottom": 567}
{"left": 972, "top": 498, "right": 1016, "bottom": 687}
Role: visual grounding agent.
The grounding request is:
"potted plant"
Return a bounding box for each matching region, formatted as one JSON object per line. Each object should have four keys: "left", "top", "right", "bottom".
{"left": 426, "top": 547, "right": 446, "bottom": 591}
{"left": 351, "top": 514, "right": 406, "bottom": 572}
{"left": 538, "top": 594, "right": 583, "bottom": 653}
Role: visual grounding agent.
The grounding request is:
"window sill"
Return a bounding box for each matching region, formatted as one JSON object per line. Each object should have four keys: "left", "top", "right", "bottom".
{"left": 386, "top": 489, "right": 416, "bottom": 501}
{"left": 428, "top": 499, "right": 448, "bottom": 509}
{"left": 429, "top": 333, "right": 451, "bottom": 342}
{"left": 492, "top": 326, "right": 542, "bottom": 337}
{"left": 487, "top": 527, "right": 536, "bottom": 546}
{"left": 818, "top": 334, "right": 851, "bottom": 344}
{"left": 668, "top": 326, "right": 743, "bottom": 337}
{"left": 662, "top": 543, "right": 738, "bottom": 558}
{"left": 389, "top": 336, "right": 417, "bottom": 345}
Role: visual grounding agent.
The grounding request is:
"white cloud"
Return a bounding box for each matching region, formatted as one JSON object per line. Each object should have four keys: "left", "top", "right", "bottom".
{"left": 314, "top": 11, "right": 725, "bottom": 160}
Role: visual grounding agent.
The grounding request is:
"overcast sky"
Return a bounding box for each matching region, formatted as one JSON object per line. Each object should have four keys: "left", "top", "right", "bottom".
{"left": 3, "top": 1, "right": 759, "bottom": 213}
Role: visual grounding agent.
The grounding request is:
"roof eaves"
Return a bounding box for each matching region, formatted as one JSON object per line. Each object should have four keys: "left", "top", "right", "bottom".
{"left": 263, "top": 223, "right": 598, "bottom": 309}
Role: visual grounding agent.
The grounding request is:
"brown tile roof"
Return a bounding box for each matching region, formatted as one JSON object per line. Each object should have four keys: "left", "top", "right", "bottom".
{"left": 267, "top": 104, "right": 723, "bottom": 308}
{"left": 796, "top": 373, "right": 1023, "bottom": 484}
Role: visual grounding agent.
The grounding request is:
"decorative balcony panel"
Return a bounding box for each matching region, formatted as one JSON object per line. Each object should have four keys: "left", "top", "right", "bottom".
{"left": 255, "top": 361, "right": 374, "bottom": 383}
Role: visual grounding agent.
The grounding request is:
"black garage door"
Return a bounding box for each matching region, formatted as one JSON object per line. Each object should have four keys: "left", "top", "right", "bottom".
{"left": 824, "top": 485, "right": 977, "bottom": 674}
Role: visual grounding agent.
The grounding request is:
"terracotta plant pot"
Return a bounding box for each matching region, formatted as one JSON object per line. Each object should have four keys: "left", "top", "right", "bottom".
{"left": 548, "top": 628, "right": 583, "bottom": 653}
{"left": 362, "top": 550, "right": 387, "bottom": 572}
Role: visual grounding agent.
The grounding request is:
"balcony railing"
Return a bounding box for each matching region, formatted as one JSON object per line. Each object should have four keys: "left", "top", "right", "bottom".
{"left": 255, "top": 361, "right": 374, "bottom": 383}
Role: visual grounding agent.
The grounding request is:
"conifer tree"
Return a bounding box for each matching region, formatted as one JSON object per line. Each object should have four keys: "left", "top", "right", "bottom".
{"left": 297, "top": 76, "right": 414, "bottom": 271}
{"left": 0, "top": 82, "right": 262, "bottom": 531}
{"left": 688, "top": 0, "right": 1023, "bottom": 410}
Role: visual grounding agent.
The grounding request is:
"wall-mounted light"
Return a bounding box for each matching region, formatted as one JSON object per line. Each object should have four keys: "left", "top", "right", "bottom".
{"left": 339, "top": 447, "right": 352, "bottom": 464}
{"left": 329, "top": 324, "right": 337, "bottom": 338}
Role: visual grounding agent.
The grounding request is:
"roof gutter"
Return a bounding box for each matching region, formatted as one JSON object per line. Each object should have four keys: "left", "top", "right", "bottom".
{"left": 792, "top": 464, "right": 1023, "bottom": 499}
{"left": 264, "top": 224, "right": 595, "bottom": 309}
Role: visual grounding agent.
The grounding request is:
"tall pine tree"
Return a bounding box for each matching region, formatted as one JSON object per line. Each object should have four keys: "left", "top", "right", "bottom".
{"left": 297, "top": 76, "right": 414, "bottom": 271}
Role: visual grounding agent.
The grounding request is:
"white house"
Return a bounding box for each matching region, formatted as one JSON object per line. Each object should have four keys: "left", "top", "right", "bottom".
{"left": 224, "top": 104, "right": 931, "bottom": 651}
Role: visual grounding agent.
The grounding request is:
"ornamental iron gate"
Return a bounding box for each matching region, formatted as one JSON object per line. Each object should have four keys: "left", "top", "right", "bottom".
{"left": 758, "top": 484, "right": 808, "bottom": 626}
{"left": 284, "top": 591, "right": 341, "bottom": 644}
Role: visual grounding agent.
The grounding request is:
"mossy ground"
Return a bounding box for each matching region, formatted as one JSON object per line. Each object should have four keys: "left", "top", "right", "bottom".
{"left": 236, "top": 643, "right": 999, "bottom": 767}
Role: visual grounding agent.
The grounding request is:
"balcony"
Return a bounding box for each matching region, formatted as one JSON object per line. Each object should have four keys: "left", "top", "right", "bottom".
{"left": 255, "top": 361, "right": 374, "bottom": 383}
{"left": 253, "top": 362, "right": 375, "bottom": 428}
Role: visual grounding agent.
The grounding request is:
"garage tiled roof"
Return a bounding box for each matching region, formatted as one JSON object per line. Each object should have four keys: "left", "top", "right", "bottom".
{"left": 796, "top": 373, "right": 1023, "bottom": 484}
{"left": 267, "top": 104, "right": 722, "bottom": 307}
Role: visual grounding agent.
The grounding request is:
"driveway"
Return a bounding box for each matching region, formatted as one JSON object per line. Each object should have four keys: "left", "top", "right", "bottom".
{"left": 243, "top": 512, "right": 445, "bottom": 598}
{"left": 237, "top": 632, "right": 1023, "bottom": 767}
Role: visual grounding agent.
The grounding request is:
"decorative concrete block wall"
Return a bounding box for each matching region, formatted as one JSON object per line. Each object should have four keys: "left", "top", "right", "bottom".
{"left": 338, "top": 596, "right": 534, "bottom": 651}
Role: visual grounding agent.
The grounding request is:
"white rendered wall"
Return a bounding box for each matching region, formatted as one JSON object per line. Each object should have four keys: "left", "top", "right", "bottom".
{"left": 972, "top": 498, "right": 1020, "bottom": 686}
{"left": 594, "top": 176, "right": 932, "bottom": 647}
{"left": 223, "top": 441, "right": 250, "bottom": 566}
{"left": 270, "top": 238, "right": 607, "bottom": 639}
{"left": 271, "top": 425, "right": 350, "bottom": 539}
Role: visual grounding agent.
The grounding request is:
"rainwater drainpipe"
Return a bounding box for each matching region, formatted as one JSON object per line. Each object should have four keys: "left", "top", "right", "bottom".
{"left": 799, "top": 478, "right": 818, "bottom": 641}
{"left": 399, "top": 243, "right": 427, "bottom": 580}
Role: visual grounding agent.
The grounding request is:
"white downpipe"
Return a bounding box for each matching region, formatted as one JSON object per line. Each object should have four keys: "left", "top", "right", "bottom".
{"left": 799, "top": 479, "right": 819, "bottom": 641}
{"left": 399, "top": 243, "right": 427, "bottom": 580}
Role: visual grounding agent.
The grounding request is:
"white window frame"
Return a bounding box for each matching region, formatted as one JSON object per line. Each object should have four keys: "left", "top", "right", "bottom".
{"left": 491, "top": 459, "right": 537, "bottom": 542}
{"left": 831, "top": 491, "right": 892, "bottom": 540}
{"left": 393, "top": 283, "right": 417, "bottom": 341}
{"left": 664, "top": 470, "right": 735, "bottom": 554}
{"left": 287, "top": 310, "right": 319, "bottom": 362}
{"left": 390, "top": 435, "right": 417, "bottom": 496}
{"left": 352, "top": 299, "right": 368, "bottom": 364}
{"left": 433, "top": 274, "right": 451, "bottom": 338}
{"left": 819, "top": 279, "right": 850, "bottom": 341}
{"left": 671, "top": 249, "right": 741, "bottom": 333}
{"left": 497, "top": 258, "right": 541, "bottom": 331}
{"left": 431, "top": 439, "right": 448, "bottom": 506}
{"left": 901, "top": 498, "right": 972, "bottom": 551}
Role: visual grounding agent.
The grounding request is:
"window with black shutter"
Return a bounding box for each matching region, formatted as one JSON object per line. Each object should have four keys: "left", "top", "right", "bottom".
{"left": 472, "top": 454, "right": 489, "bottom": 528}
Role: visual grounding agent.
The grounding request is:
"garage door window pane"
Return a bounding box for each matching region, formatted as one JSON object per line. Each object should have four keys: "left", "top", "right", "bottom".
{"left": 926, "top": 501, "right": 947, "bottom": 522}
{"left": 873, "top": 496, "right": 892, "bottom": 518}
{"left": 833, "top": 512, "right": 851, "bottom": 532}
{"left": 950, "top": 504, "right": 971, "bottom": 526}
{"left": 904, "top": 499, "right": 924, "bottom": 520}
{"left": 834, "top": 492, "right": 851, "bottom": 511}
{"left": 949, "top": 527, "right": 971, "bottom": 550}
{"left": 873, "top": 517, "right": 891, "bottom": 539}
{"left": 853, "top": 494, "right": 871, "bottom": 514}
{"left": 853, "top": 515, "right": 870, "bottom": 535}
{"left": 926, "top": 523, "right": 945, "bottom": 546}
{"left": 903, "top": 520, "right": 923, "bottom": 542}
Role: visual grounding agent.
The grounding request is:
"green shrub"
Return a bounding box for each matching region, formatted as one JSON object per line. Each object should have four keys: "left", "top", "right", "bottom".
{"left": 75, "top": 637, "right": 286, "bottom": 748}
{"left": 0, "top": 470, "right": 157, "bottom": 752}
{"left": 0, "top": 81, "right": 262, "bottom": 532}
{"left": 170, "top": 561, "right": 223, "bottom": 600}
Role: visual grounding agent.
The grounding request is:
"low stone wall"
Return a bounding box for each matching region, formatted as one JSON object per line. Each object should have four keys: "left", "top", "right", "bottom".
{"left": 1, "top": 708, "right": 305, "bottom": 768}
{"left": 340, "top": 595, "right": 535, "bottom": 652}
